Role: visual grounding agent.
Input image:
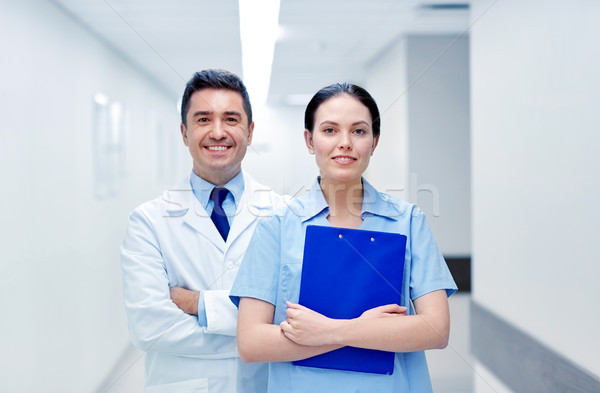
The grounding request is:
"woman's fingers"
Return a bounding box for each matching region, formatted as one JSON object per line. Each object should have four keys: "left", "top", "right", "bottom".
{"left": 359, "top": 304, "right": 408, "bottom": 319}
{"left": 379, "top": 304, "right": 407, "bottom": 314}
{"left": 285, "top": 301, "right": 307, "bottom": 310}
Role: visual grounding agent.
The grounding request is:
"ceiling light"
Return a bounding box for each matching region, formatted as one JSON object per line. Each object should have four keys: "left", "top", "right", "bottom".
{"left": 239, "top": 0, "right": 281, "bottom": 105}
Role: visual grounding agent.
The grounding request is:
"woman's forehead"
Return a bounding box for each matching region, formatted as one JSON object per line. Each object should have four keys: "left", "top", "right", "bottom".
{"left": 314, "top": 94, "right": 371, "bottom": 123}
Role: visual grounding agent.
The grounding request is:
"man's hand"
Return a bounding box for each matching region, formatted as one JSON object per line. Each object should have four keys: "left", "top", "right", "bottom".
{"left": 170, "top": 287, "right": 200, "bottom": 315}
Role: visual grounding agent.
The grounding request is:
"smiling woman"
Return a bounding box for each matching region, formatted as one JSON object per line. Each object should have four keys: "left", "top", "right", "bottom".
{"left": 230, "top": 82, "right": 457, "bottom": 393}
{"left": 306, "top": 95, "right": 377, "bottom": 183}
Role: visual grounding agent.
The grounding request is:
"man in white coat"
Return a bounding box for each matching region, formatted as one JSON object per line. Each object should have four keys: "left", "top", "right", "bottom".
{"left": 121, "top": 69, "right": 281, "bottom": 392}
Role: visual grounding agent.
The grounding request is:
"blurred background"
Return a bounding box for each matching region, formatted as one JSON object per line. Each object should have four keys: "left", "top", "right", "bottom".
{"left": 0, "top": 0, "right": 598, "bottom": 392}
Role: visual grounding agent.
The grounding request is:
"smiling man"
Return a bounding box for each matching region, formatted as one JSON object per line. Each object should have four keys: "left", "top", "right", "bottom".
{"left": 121, "top": 69, "right": 282, "bottom": 393}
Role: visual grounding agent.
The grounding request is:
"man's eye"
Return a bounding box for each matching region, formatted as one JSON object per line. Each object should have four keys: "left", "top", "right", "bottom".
{"left": 226, "top": 117, "right": 238, "bottom": 123}
{"left": 198, "top": 117, "right": 209, "bottom": 123}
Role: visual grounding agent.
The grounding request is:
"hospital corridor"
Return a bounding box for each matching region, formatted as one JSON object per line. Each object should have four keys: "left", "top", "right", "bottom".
{"left": 1, "top": 1, "right": 599, "bottom": 392}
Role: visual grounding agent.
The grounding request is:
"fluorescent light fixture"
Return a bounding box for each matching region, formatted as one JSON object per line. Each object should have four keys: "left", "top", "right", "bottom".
{"left": 94, "top": 93, "right": 109, "bottom": 106}
{"left": 239, "top": 0, "right": 280, "bottom": 105}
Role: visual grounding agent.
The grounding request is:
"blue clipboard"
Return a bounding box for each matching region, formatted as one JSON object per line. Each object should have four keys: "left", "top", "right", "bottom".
{"left": 292, "top": 225, "right": 407, "bottom": 374}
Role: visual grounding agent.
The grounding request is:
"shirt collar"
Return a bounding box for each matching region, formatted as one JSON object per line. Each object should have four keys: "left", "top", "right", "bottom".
{"left": 299, "top": 177, "right": 330, "bottom": 222}
{"left": 298, "top": 176, "right": 399, "bottom": 222}
{"left": 189, "top": 170, "right": 245, "bottom": 209}
{"left": 360, "top": 177, "right": 399, "bottom": 220}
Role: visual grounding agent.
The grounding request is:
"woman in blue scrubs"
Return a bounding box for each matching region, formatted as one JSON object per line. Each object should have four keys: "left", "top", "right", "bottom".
{"left": 230, "top": 83, "right": 457, "bottom": 392}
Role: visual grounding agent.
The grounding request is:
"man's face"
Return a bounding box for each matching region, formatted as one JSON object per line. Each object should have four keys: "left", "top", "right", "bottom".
{"left": 181, "top": 88, "right": 253, "bottom": 186}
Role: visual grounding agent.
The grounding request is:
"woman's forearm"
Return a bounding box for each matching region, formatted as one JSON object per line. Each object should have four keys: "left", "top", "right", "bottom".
{"left": 335, "top": 312, "right": 449, "bottom": 352}
{"left": 237, "top": 297, "right": 341, "bottom": 363}
{"left": 331, "top": 290, "right": 450, "bottom": 352}
{"left": 281, "top": 290, "right": 450, "bottom": 353}
{"left": 238, "top": 320, "right": 340, "bottom": 362}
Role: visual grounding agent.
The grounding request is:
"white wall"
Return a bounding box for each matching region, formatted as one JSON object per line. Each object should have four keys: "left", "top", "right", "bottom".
{"left": 364, "top": 38, "right": 411, "bottom": 204}
{"left": 471, "top": 0, "right": 600, "bottom": 381}
{"left": 406, "top": 35, "right": 471, "bottom": 256}
{"left": 243, "top": 103, "right": 317, "bottom": 196}
{"left": 365, "top": 35, "right": 471, "bottom": 257}
{"left": 0, "top": 1, "right": 185, "bottom": 392}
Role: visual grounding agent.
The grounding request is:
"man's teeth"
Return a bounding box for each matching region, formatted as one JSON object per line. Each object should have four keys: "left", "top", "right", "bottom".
{"left": 207, "top": 146, "right": 228, "bottom": 151}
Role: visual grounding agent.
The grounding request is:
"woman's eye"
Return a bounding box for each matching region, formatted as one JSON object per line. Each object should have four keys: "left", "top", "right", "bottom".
{"left": 354, "top": 129, "right": 366, "bottom": 135}
{"left": 323, "top": 128, "right": 335, "bottom": 134}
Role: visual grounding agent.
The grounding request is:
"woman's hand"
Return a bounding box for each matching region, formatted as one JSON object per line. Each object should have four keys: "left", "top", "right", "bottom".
{"left": 359, "top": 304, "right": 407, "bottom": 320}
{"left": 280, "top": 302, "right": 407, "bottom": 347}
{"left": 280, "top": 301, "right": 342, "bottom": 346}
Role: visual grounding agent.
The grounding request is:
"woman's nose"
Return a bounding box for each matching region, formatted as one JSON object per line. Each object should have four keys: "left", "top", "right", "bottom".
{"left": 338, "top": 132, "right": 352, "bottom": 149}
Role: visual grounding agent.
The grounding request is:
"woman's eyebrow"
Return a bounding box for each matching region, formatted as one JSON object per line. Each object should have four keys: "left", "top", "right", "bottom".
{"left": 319, "top": 120, "right": 370, "bottom": 127}
{"left": 319, "top": 120, "right": 339, "bottom": 126}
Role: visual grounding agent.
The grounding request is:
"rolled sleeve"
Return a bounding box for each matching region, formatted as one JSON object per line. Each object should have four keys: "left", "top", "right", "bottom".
{"left": 203, "top": 290, "right": 238, "bottom": 336}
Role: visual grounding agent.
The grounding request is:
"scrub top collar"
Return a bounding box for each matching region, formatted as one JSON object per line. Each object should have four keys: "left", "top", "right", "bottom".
{"left": 189, "top": 169, "right": 245, "bottom": 210}
{"left": 360, "top": 177, "right": 402, "bottom": 220}
{"left": 299, "top": 177, "right": 400, "bottom": 223}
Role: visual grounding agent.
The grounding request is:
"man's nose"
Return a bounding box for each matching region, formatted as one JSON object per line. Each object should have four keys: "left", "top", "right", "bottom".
{"left": 209, "top": 119, "right": 227, "bottom": 139}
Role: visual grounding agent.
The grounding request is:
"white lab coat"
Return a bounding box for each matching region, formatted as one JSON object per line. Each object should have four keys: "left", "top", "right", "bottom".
{"left": 121, "top": 171, "right": 283, "bottom": 393}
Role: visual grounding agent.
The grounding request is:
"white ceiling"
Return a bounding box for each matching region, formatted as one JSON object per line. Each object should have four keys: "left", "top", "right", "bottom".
{"left": 50, "top": 0, "right": 470, "bottom": 103}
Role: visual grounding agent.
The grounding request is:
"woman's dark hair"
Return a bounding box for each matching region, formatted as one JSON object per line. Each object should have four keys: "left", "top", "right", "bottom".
{"left": 180, "top": 69, "right": 252, "bottom": 126}
{"left": 304, "top": 83, "right": 380, "bottom": 137}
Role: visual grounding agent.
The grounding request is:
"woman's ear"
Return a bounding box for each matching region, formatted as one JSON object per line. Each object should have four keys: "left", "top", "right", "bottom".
{"left": 304, "top": 129, "right": 315, "bottom": 154}
{"left": 371, "top": 135, "right": 380, "bottom": 156}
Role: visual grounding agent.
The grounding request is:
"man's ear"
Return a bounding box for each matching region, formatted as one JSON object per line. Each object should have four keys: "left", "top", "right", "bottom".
{"left": 304, "top": 129, "right": 315, "bottom": 154}
{"left": 180, "top": 123, "right": 189, "bottom": 146}
{"left": 370, "top": 135, "right": 380, "bottom": 156}
{"left": 247, "top": 122, "right": 255, "bottom": 145}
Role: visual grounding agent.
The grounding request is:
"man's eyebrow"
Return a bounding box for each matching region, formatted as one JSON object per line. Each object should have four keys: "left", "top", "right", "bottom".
{"left": 224, "top": 111, "right": 242, "bottom": 117}
{"left": 192, "top": 110, "right": 212, "bottom": 118}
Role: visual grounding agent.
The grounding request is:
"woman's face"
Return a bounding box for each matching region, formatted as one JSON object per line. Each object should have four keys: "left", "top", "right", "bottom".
{"left": 304, "top": 93, "right": 379, "bottom": 185}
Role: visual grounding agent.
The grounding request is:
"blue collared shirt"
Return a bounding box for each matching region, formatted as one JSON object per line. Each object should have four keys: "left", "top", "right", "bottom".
{"left": 189, "top": 169, "right": 245, "bottom": 227}
{"left": 230, "top": 177, "right": 457, "bottom": 393}
{"left": 190, "top": 169, "right": 245, "bottom": 325}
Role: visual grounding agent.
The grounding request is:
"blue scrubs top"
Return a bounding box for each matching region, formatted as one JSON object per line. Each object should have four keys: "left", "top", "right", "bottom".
{"left": 230, "top": 177, "right": 457, "bottom": 393}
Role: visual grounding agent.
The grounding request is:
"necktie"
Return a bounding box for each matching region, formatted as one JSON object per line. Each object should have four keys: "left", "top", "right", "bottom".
{"left": 210, "top": 187, "right": 230, "bottom": 241}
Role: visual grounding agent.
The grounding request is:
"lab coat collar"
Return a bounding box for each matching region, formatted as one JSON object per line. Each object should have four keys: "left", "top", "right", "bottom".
{"left": 226, "top": 170, "right": 275, "bottom": 243}
{"left": 161, "top": 170, "right": 275, "bottom": 252}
